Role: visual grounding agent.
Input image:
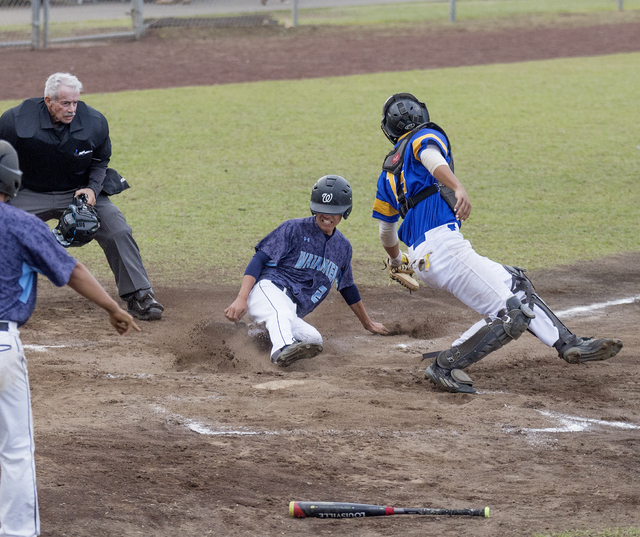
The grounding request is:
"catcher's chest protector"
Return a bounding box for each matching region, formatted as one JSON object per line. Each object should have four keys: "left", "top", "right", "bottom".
{"left": 382, "top": 122, "right": 457, "bottom": 219}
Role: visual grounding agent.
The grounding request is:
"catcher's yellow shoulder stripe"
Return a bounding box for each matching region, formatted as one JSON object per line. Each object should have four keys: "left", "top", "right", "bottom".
{"left": 373, "top": 198, "right": 398, "bottom": 217}
{"left": 412, "top": 134, "right": 448, "bottom": 161}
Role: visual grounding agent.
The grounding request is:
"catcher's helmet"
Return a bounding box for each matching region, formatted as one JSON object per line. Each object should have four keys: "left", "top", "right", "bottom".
{"left": 0, "top": 140, "right": 22, "bottom": 198}
{"left": 310, "top": 175, "right": 353, "bottom": 220}
{"left": 381, "top": 93, "right": 430, "bottom": 144}
{"left": 52, "top": 194, "right": 101, "bottom": 247}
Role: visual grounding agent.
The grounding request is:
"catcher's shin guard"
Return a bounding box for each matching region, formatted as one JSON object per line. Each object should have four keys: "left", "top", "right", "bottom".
{"left": 423, "top": 297, "right": 534, "bottom": 392}
{"left": 503, "top": 265, "right": 584, "bottom": 357}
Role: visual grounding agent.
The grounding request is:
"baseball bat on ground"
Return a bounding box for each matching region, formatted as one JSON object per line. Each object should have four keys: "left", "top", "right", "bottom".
{"left": 290, "top": 501, "right": 489, "bottom": 519}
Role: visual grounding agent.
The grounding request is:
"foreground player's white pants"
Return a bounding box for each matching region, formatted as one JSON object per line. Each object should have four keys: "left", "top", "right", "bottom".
{"left": 247, "top": 280, "right": 323, "bottom": 359}
{"left": 409, "top": 223, "right": 560, "bottom": 348}
{"left": 0, "top": 323, "right": 40, "bottom": 537}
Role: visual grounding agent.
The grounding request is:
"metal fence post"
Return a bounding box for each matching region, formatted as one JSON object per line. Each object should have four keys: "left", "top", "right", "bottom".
{"left": 292, "top": 0, "right": 299, "bottom": 27}
{"left": 449, "top": 0, "right": 456, "bottom": 23}
{"left": 618, "top": 0, "right": 623, "bottom": 10}
{"left": 132, "top": 0, "right": 145, "bottom": 39}
{"left": 43, "top": 0, "right": 49, "bottom": 48}
{"left": 31, "top": 0, "right": 41, "bottom": 49}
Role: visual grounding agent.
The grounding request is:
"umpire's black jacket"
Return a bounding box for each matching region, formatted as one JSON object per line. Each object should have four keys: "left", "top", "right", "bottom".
{"left": 0, "top": 98, "right": 111, "bottom": 198}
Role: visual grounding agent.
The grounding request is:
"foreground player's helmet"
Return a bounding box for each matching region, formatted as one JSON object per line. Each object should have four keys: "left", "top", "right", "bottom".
{"left": 310, "top": 175, "right": 353, "bottom": 220}
{"left": 381, "top": 93, "right": 430, "bottom": 144}
{"left": 0, "top": 140, "right": 22, "bottom": 198}
{"left": 52, "top": 194, "right": 101, "bottom": 247}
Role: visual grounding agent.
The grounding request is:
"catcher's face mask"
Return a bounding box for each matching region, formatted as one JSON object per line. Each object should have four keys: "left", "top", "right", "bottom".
{"left": 52, "top": 194, "right": 101, "bottom": 247}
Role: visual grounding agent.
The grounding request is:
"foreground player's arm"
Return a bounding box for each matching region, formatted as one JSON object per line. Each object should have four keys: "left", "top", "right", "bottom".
{"left": 340, "top": 284, "right": 388, "bottom": 335}
{"left": 67, "top": 261, "right": 140, "bottom": 335}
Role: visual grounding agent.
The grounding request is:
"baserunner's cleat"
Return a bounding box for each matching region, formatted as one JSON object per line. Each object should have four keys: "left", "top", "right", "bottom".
{"left": 273, "top": 342, "right": 323, "bottom": 367}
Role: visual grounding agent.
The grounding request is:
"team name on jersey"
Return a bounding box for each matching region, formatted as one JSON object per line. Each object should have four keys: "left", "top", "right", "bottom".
{"left": 294, "top": 251, "right": 339, "bottom": 283}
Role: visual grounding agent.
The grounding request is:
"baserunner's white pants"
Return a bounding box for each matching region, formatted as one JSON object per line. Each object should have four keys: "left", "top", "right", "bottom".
{"left": 247, "top": 280, "right": 323, "bottom": 359}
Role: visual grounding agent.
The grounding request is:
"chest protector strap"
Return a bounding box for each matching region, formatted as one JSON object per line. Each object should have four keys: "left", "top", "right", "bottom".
{"left": 382, "top": 122, "right": 456, "bottom": 219}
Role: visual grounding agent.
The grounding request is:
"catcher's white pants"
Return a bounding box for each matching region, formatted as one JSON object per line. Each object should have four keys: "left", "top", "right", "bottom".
{"left": 0, "top": 323, "right": 40, "bottom": 537}
{"left": 247, "top": 280, "right": 323, "bottom": 359}
{"left": 409, "top": 223, "right": 560, "bottom": 348}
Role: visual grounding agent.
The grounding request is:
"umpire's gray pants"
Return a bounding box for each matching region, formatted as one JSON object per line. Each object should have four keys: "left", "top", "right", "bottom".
{"left": 10, "top": 189, "right": 151, "bottom": 299}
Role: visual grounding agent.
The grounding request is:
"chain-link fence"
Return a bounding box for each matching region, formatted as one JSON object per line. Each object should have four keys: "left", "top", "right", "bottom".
{"left": 1, "top": 0, "right": 637, "bottom": 49}
{"left": 0, "top": 0, "right": 143, "bottom": 48}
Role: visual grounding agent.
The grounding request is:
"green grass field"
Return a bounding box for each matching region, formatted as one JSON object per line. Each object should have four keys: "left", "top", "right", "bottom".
{"left": 3, "top": 52, "right": 638, "bottom": 288}
{"left": 7, "top": 51, "right": 637, "bottom": 288}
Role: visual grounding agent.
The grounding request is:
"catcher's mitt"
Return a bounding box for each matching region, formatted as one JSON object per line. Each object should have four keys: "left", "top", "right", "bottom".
{"left": 384, "top": 253, "right": 419, "bottom": 292}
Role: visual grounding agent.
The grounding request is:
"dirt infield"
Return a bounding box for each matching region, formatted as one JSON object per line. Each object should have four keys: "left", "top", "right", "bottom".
{"left": 3, "top": 20, "right": 640, "bottom": 537}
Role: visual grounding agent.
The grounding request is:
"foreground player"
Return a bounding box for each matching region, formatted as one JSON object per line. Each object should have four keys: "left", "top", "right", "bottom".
{"left": 372, "top": 93, "right": 623, "bottom": 394}
{"left": 0, "top": 140, "right": 139, "bottom": 536}
{"left": 225, "top": 175, "right": 388, "bottom": 366}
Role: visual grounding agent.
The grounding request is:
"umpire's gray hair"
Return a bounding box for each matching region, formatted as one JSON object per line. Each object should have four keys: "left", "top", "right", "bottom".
{"left": 44, "top": 72, "right": 83, "bottom": 100}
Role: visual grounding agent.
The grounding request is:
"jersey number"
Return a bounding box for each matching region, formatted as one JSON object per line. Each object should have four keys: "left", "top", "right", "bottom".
{"left": 311, "top": 286, "right": 328, "bottom": 304}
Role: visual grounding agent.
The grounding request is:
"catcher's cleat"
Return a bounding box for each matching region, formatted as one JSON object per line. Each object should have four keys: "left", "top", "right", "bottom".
{"left": 273, "top": 342, "right": 323, "bottom": 367}
{"left": 424, "top": 360, "right": 476, "bottom": 394}
{"left": 560, "top": 337, "right": 623, "bottom": 364}
{"left": 126, "top": 289, "right": 164, "bottom": 321}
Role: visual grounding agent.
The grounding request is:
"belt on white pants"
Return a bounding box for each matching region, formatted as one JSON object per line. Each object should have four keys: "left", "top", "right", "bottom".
{"left": 0, "top": 320, "right": 18, "bottom": 332}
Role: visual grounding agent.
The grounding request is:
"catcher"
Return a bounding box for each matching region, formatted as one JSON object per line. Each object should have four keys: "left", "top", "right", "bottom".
{"left": 225, "top": 175, "right": 388, "bottom": 366}
{"left": 373, "top": 92, "right": 623, "bottom": 394}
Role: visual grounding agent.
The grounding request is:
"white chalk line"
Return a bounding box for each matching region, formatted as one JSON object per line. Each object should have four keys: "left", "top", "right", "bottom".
{"left": 504, "top": 410, "right": 640, "bottom": 436}
{"left": 155, "top": 402, "right": 639, "bottom": 440}
{"left": 556, "top": 294, "right": 640, "bottom": 319}
{"left": 24, "top": 344, "right": 67, "bottom": 352}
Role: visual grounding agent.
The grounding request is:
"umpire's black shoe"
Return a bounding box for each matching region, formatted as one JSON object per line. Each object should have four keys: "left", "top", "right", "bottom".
{"left": 560, "top": 337, "right": 622, "bottom": 364}
{"left": 126, "top": 289, "right": 164, "bottom": 321}
{"left": 424, "top": 360, "right": 476, "bottom": 394}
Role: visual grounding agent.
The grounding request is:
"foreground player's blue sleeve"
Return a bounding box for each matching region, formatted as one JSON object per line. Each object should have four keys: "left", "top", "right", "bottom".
{"left": 0, "top": 204, "right": 77, "bottom": 325}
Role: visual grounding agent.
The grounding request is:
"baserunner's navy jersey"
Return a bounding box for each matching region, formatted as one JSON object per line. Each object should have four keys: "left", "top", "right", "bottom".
{"left": 372, "top": 126, "right": 457, "bottom": 247}
{"left": 255, "top": 216, "right": 355, "bottom": 318}
{"left": 0, "top": 203, "right": 77, "bottom": 326}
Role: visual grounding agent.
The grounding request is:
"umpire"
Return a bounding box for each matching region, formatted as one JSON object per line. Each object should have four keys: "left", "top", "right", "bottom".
{"left": 0, "top": 72, "right": 163, "bottom": 321}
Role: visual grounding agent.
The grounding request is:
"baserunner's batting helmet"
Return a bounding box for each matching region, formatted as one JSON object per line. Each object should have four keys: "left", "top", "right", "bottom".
{"left": 0, "top": 140, "right": 23, "bottom": 198}
{"left": 310, "top": 175, "right": 353, "bottom": 220}
{"left": 381, "top": 93, "right": 430, "bottom": 144}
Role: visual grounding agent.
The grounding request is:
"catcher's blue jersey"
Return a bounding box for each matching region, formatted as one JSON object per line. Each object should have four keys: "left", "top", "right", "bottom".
{"left": 372, "top": 126, "right": 457, "bottom": 247}
{"left": 0, "top": 202, "right": 77, "bottom": 326}
{"left": 255, "top": 216, "right": 355, "bottom": 318}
